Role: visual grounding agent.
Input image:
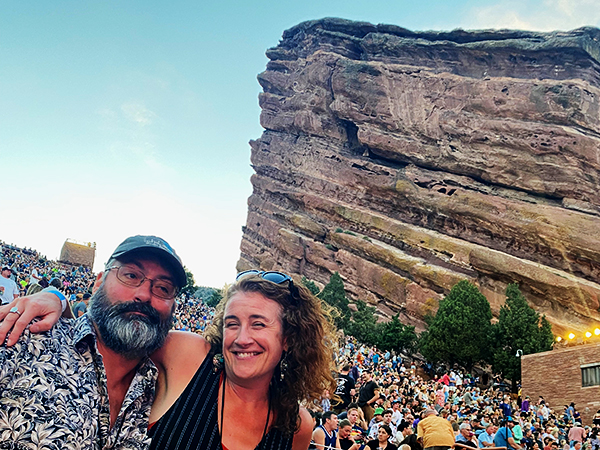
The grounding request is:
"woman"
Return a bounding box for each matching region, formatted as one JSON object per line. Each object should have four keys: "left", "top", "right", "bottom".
{"left": 366, "top": 425, "right": 398, "bottom": 450}
{"left": 151, "top": 270, "right": 339, "bottom": 449}
{"left": 5, "top": 269, "right": 337, "bottom": 450}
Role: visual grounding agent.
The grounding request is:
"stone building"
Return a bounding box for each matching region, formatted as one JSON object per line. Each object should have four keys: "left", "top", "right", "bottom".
{"left": 521, "top": 343, "right": 600, "bottom": 424}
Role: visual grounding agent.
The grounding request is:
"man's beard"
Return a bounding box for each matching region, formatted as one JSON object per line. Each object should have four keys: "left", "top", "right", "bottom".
{"left": 88, "top": 284, "right": 173, "bottom": 360}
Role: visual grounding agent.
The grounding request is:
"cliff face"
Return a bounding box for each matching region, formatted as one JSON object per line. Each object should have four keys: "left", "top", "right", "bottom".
{"left": 237, "top": 18, "right": 600, "bottom": 334}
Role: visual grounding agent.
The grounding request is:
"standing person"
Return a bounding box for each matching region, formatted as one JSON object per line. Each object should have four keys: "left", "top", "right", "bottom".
{"left": 313, "top": 410, "right": 340, "bottom": 450}
{"left": 568, "top": 422, "right": 586, "bottom": 446}
{"left": 0, "top": 266, "right": 20, "bottom": 305}
{"left": 0, "top": 235, "right": 187, "bottom": 448}
{"left": 332, "top": 363, "right": 357, "bottom": 414}
{"left": 358, "top": 370, "right": 380, "bottom": 423}
{"left": 417, "top": 409, "right": 455, "bottom": 450}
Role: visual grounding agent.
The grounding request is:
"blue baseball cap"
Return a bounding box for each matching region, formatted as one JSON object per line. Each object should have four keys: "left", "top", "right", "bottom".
{"left": 109, "top": 235, "right": 186, "bottom": 288}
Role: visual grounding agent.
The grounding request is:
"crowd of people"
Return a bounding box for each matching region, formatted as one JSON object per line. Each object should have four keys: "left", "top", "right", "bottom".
{"left": 0, "top": 240, "right": 96, "bottom": 304}
{"left": 309, "top": 338, "right": 600, "bottom": 450}
{"left": 1, "top": 237, "right": 599, "bottom": 450}
{"left": 0, "top": 240, "right": 215, "bottom": 329}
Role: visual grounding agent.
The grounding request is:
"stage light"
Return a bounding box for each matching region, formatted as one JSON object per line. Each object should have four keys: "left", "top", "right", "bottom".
{"left": 568, "top": 333, "right": 576, "bottom": 340}
{"left": 586, "top": 331, "right": 592, "bottom": 338}
{"left": 595, "top": 328, "right": 600, "bottom": 336}
{"left": 556, "top": 337, "right": 562, "bottom": 342}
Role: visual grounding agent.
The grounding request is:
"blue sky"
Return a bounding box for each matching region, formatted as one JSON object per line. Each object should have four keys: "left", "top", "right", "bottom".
{"left": 1, "top": 0, "right": 599, "bottom": 287}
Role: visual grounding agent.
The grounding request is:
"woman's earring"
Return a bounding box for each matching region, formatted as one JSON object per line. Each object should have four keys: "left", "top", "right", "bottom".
{"left": 279, "top": 354, "right": 289, "bottom": 382}
{"left": 213, "top": 353, "right": 224, "bottom": 374}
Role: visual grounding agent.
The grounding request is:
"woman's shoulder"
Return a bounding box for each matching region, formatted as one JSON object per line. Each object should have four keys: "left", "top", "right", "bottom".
{"left": 149, "top": 331, "right": 211, "bottom": 422}
{"left": 291, "top": 407, "right": 314, "bottom": 450}
{"left": 152, "top": 330, "right": 211, "bottom": 369}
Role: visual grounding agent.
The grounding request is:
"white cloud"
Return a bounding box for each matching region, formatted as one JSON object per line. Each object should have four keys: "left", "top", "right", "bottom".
{"left": 465, "top": 0, "right": 600, "bottom": 31}
{"left": 121, "top": 102, "right": 156, "bottom": 126}
{"left": 98, "top": 102, "right": 173, "bottom": 172}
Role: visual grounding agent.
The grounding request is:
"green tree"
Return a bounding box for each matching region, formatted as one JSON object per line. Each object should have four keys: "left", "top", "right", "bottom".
{"left": 378, "top": 314, "right": 418, "bottom": 355}
{"left": 180, "top": 267, "right": 197, "bottom": 297}
{"left": 491, "top": 283, "right": 554, "bottom": 386}
{"left": 346, "top": 300, "right": 379, "bottom": 346}
{"left": 301, "top": 276, "right": 320, "bottom": 296}
{"left": 205, "top": 289, "right": 223, "bottom": 308}
{"left": 419, "top": 280, "right": 492, "bottom": 370}
{"left": 318, "top": 272, "right": 352, "bottom": 328}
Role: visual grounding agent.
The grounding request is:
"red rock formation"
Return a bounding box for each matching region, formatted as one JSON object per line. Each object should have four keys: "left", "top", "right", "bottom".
{"left": 237, "top": 18, "right": 600, "bottom": 334}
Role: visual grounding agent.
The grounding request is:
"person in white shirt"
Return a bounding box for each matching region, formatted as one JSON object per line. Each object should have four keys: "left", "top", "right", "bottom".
{"left": 0, "top": 267, "right": 19, "bottom": 305}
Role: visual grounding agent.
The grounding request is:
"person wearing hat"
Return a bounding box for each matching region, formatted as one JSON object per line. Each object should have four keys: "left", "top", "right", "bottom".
{"left": 0, "top": 235, "right": 187, "bottom": 448}
{"left": 494, "top": 417, "right": 523, "bottom": 450}
{"left": 0, "top": 266, "right": 19, "bottom": 305}
{"left": 72, "top": 292, "right": 91, "bottom": 317}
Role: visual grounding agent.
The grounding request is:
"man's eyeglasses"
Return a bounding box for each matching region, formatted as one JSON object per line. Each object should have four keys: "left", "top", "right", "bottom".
{"left": 236, "top": 270, "right": 299, "bottom": 303}
{"left": 106, "top": 265, "right": 178, "bottom": 299}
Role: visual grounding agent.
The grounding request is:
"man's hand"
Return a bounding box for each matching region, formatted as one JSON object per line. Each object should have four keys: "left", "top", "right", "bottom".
{"left": 0, "top": 292, "right": 64, "bottom": 346}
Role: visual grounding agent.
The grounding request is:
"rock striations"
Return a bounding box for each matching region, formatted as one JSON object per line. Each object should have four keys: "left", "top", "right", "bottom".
{"left": 237, "top": 18, "right": 600, "bottom": 334}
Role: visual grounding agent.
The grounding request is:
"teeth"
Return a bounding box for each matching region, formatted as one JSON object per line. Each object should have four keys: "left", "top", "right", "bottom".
{"left": 236, "top": 352, "right": 258, "bottom": 358}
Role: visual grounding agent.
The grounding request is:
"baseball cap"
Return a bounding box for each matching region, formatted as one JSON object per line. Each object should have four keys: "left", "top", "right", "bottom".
{"left": 1, "top": 266, "right": 12, "bottom": 272}
{"left": 374, "top": 408, "right": 384, "bottom": 416}
{"left": 108, "top": 235, "right": 186, "bottom": 288}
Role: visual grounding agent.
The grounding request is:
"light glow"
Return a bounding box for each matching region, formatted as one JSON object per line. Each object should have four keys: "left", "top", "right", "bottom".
{"left": 568, "top": 333, "right": 576, "bottom": 340}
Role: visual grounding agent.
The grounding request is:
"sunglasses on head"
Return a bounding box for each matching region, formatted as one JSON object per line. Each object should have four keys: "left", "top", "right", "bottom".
{"left": 236, "top": 270, "right": 299, "bottom": 304}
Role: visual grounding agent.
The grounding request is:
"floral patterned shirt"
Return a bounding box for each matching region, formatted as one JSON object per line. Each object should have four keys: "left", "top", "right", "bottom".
{"left": 0, "top": 315, "right": 157, "bottom": 449}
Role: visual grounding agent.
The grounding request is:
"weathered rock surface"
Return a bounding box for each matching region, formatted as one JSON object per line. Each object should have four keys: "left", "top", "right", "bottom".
{"left": 238, "top": 18, "right": 600, "bottom": 335}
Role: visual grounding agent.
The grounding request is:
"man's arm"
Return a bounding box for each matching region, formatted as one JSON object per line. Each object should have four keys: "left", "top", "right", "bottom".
{"left": 508, "top": 436, "right": 522, "bottom": 449}
{"left": 312, "top": 427, "right": 326, "bottom": 449}
{"left": 366, "top": 385, "right": 380, "bottom": 406}
{"left": 0, "top": 291, "right": 67, "bottom": 346}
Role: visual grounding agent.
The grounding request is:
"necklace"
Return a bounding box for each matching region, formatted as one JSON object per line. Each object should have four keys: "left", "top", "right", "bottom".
{"left": 219, "top": 371, "right": 272, "bottom": 449}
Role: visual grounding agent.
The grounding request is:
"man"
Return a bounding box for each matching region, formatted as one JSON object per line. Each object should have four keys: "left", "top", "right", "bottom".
{"left": 313, "top": 410, "right": 340, "bottom": 449}
{"left": 478, "top": 424, "right": 497, "bottom": 448}
{"left": 494, "top": 417, "right": 523, "bottom": 450}
{"left": 396, "top": 419, "right": 423, "bottom": 450}
{"left": 568, "top": 422, "right": 586, "bottom": 446}
{"left": 338, "top": 419, "right": 362, "bottom": 450}
{"left": 417, "top": 408, "right": 455, "bottom": 450}
{"left": 456, "top": 423, "right": 477, "bottom": 448}
{"left": 347, "top": 404, "right": 369, "bottom": 436}
{"left": 332, "top": 363, "right": 357, "bottom": 413}
{"left": 369, "top": 409, "right": 397, "bottom": 440}
{"left": 0, "top": 266, "right": 19, "bottom": 305}
{"left": 391, "top": 400, "right": 403, "bottom": 425}
{"left": 29, "top": 266, "right": 41, "bottom": 286}
{"left": 520, "top": 428, "right": 534, "bottom": 449}
{"left": 0, "top": 235, "right": 186, "bottom": 449}
{"left": 358, "top": 370, "right": 380, "bottom": 423}
{"left": 72, "top": 292, "right": 91, "bottom": 317}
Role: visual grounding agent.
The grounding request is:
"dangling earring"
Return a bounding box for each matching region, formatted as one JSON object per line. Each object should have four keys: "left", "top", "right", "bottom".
{"left": 213, "top": 353, "right": 224, "bottom": 374}
{"left": 279, "top": 353, "right": 289, "bottom": 382}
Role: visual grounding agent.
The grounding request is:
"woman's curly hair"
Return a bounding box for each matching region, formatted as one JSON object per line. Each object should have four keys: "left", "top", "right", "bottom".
{"left": 204, "top": 274, "right": 338, "bottom": 436}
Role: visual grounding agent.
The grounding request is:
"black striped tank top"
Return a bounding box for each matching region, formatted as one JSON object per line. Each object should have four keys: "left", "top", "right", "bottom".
{"left": 148, "top": 354, "right": 293, "bottom": 450}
